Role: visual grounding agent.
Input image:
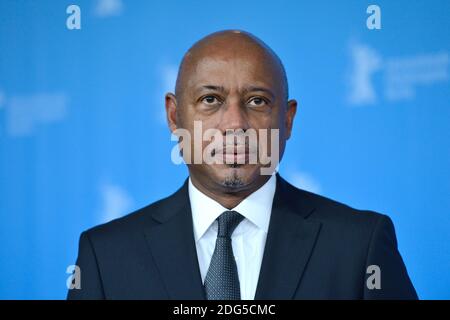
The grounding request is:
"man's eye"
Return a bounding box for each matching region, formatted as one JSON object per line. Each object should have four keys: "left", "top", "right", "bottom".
{"left": 248, "top": 97, "right": 267, "bottom": 107}
{"left": 201, "top": 96, "right": 220, "bottom": 105}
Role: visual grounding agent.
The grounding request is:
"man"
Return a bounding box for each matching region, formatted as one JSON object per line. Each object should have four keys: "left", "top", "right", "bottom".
{"left": 68, "top": 30, "right": 417, "bottom": 300}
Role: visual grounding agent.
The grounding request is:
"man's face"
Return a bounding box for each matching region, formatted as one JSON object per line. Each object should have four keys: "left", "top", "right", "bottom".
{"left": 167, "top": 47, "right": 296, "bottom": 193}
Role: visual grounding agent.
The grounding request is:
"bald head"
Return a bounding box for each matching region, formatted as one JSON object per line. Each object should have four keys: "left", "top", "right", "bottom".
{"left": 175, "top": 30, "right": 289, "bottom": 101}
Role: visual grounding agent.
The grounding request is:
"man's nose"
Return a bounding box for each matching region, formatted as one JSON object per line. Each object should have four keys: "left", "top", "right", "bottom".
{"left": 219, "top": 98, "right": 250, "bottom": 133}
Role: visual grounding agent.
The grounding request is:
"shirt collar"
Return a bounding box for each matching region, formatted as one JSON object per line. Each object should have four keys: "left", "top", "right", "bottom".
{"left": 189, "top": 174, "right": 276, "bottom": 242}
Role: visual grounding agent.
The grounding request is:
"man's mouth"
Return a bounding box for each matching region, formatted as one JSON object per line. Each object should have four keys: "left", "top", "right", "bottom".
{"left": 224, "top": 151, "right": 248, "bottom": 164}
{"left": 211, "top": 145, "right": 255, "bottom": 164}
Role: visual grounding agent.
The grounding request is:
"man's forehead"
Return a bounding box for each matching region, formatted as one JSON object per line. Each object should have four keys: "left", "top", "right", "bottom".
{"left": 191, "top": 55, "right": 274, "bottom": 74}
{"left": 184, "top": 55, "right": 281, "bottom": 85}
{"left": 185, "top": 59, "right": 279, "bottom": 91}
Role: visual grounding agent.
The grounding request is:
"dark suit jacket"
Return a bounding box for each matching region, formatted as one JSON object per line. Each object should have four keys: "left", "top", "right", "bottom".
{"left": 67, "top": 174, "right": 418, "bottom": 299}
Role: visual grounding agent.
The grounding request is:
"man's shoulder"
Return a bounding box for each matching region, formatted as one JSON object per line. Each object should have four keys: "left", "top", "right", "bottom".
{"left": 83, "top": 181, "right": 188, "bottom": 242}
{"left": 279, "top": 176, "right": 388, "bottom": 229}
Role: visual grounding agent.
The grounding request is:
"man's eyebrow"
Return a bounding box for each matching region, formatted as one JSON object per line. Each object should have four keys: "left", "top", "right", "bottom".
{"left": 196, "top": 85, "right": 226, "bottom": 93}
{"left": 242, "top": 86, "right": 275, "bottom": 99}
{"left": 194, "top": 84, "right": 275, "bottom": 99}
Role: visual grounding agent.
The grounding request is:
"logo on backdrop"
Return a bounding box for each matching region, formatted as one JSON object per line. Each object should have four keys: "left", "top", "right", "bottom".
{"left": 347, "top": 44, "right": 449, "bottom": 105}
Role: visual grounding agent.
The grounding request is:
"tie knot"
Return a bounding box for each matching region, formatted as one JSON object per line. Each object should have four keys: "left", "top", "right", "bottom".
{"left": 217, "top": 211, "right": 244, "bottom": 238}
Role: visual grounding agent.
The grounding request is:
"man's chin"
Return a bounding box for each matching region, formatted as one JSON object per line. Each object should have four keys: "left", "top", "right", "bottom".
{"left": 209, "top": 164, "right": 262, "bottom": 191}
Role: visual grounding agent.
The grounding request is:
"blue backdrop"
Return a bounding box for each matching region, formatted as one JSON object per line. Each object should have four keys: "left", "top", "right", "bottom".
{"left": 0, "top": 0, "right": 449, "bottom": 299}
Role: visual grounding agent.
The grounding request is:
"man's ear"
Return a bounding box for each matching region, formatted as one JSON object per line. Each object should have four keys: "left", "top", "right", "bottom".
{"left": 165, "top": 93, "right": 178, "bottom": 133}
{"left": 285, "top": 99, "right": 297, "bottom": 140}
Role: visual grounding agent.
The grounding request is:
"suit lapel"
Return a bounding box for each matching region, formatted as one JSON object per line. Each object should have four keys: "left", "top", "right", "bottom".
{"left": 143, "top": 180, "right": 206, "bottom": 299}
{"left": 255, "top": 175, "right": 322, "bottom": 299}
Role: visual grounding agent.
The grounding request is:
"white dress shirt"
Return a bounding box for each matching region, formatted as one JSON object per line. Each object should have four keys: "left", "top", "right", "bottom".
{"left": 188, "top": 174, "right": 276, "bottom": 300}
